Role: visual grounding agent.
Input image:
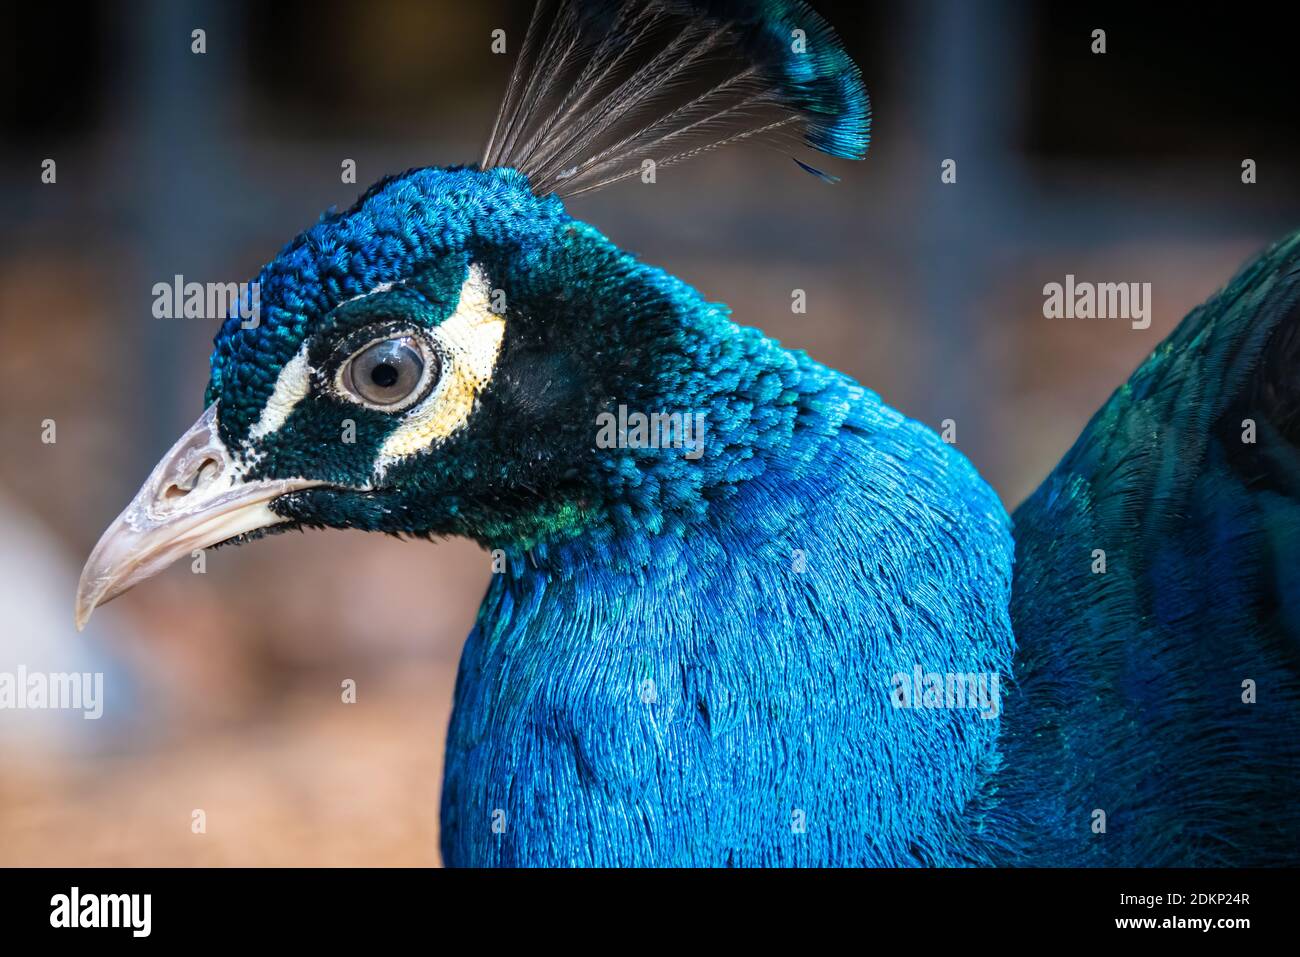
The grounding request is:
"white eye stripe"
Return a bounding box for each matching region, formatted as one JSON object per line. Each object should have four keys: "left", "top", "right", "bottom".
{"left": 371, "top": 264, "right": 505, "bottom": 478}
{"left": 248, "top": 343, "right": 312, "bottom": 442}
{"left": 245, "top": 279, "right": 399, "bottom": 445}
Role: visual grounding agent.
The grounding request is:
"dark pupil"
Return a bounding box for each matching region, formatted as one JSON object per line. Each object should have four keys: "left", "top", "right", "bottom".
{"left": 370, "top": 363, "right": 399, "bottom": 388}
{"left": 349, "top": 335, "right": 427, "bottom": 407}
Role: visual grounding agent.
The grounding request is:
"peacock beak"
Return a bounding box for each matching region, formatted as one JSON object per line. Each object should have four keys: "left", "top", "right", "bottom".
{"left": 74, "top": 403, "right": 320, "bottom": 631}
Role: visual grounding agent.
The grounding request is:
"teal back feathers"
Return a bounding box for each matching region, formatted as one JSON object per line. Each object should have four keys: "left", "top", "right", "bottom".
{"left": 992, "top": 233, "right": 1300, "bottom": 865}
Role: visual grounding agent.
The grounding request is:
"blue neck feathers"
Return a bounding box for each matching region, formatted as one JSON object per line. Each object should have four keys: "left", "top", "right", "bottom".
{"left": 440, "top": 305, "right": 1016, "bottom": 864}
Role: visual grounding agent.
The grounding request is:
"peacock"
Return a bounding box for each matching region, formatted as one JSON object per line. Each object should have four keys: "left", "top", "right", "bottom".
{"left": 74, "top": 0, "right": 1300, "bottom": 866}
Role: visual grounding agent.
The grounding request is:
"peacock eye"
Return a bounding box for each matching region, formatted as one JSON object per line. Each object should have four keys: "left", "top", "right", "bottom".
{"left": 340, "top": 334, "right": 436, "bottom": 411}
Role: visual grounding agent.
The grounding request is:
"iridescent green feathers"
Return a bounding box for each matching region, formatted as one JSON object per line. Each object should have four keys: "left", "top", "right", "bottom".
{"left": 994, "top": 232, "right": 1300, "bottom": 865}
{"left": 481, "top": 0, "right": 871, "bottom": 195}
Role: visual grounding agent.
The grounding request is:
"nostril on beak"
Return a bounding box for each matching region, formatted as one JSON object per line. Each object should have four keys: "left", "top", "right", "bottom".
{"left": 195, "top": 457, "right": 222, "bottom": 487}
{"left": 162, "top": 456, "right": 222, "bottom": 502}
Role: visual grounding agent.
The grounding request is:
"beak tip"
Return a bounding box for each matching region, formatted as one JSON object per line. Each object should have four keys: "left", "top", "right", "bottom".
{"left": 74, "top": 561, "right": 111, "bottom": 633}
{"left": 71, "top": 404, "right": 311, "bottom": 632}
{"left": 74, "top": 580, "right": 98, "bottom": 632}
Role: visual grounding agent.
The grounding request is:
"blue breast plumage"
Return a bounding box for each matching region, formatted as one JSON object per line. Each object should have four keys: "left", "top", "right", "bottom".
{"left": 438, "top": 227, "right": 1015, "bottom": 866}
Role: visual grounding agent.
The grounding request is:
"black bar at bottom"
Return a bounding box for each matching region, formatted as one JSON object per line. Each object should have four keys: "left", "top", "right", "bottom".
{"left": 0, "top": 867, "right": 1289, "bottom": 942}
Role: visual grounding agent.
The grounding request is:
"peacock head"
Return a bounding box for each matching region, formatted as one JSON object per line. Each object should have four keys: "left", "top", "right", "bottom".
{"left": 76, "top": 166, "right": 606, "bottom": 627}
{"left": 75, "top": 0, "right": 870, "bottom": 629}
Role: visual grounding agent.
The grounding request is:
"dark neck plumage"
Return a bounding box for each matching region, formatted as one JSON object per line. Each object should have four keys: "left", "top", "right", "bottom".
{"left": 474, "top": 219, "right": 856, "bottom": 579}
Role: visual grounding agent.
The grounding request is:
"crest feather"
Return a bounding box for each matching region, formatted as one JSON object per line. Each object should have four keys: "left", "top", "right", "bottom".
{"left": 482, "top": 0, "right": 871, "bottom": 196}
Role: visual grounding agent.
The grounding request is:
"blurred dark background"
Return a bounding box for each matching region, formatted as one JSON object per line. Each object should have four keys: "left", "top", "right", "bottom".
{"left": 3, "top": 0, "right": 1298, "bottom": 864}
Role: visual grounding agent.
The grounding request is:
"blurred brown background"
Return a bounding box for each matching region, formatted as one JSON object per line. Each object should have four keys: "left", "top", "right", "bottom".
{"left": 2, "top": 0, "right": 1299, "bottom": 865}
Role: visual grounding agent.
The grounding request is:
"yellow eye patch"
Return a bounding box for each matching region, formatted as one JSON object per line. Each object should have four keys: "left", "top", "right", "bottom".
{"left": 372, "top": 264, "right": 505, "bottom": 477}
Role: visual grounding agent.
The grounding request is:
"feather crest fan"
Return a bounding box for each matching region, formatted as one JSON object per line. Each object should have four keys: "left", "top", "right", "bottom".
{"left": 481, "top": 0, "right": 871, "bottom": 196}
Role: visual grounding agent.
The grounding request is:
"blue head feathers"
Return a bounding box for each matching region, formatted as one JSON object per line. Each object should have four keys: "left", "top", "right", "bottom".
{"left": 191, "top": 0, "right": 880, "bottom": 549}
{"left": 205, "top": 167, "right": 563, "bottom": 446}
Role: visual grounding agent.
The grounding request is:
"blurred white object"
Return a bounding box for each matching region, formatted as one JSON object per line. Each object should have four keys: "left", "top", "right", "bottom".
{"left": 0, "top": 487, "right": 138, "bottom": 753}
